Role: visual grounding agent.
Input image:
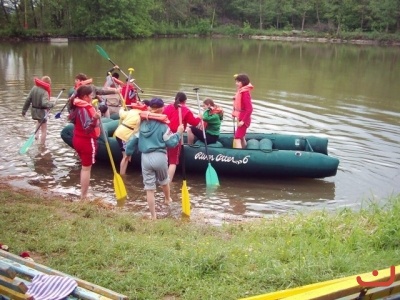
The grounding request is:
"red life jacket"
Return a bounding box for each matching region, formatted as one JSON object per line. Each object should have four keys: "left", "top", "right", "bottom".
{"left": 71, "top": 99, "right": 100, "bottom": 138}
{"left": 121, "top": 85, "right": 138, "bottom": 106}
{"left": 34, "top": 78, "right": 51, "bottom": 98}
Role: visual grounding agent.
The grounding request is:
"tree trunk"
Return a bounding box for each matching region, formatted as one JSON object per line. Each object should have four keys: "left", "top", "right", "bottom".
{"left": 315, "top": 1, "right": 321, "bottom": 26}
{"left": 301, "top": 12, "right": 306, "bottom": 31}
{"left": 29, "top": 0, "right": 37, "bottom": 28}
{"left": 0, "top": 0, "right": 9, "bottom": 22}
{"left": 259, "top": 0, "right": 262, "bottom": 30}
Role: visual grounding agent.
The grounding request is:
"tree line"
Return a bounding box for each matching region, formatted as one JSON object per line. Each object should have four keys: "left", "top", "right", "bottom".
{"left": 1, "top": 0, "right": 400, "bottom": 38}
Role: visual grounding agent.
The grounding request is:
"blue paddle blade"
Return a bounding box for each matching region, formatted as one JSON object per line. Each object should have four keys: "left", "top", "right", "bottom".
{"left": 205, "top": 163, "right": 220, "bottom": 187}
{"left": 19, "top": 134, "right": 35, "bottom": 155}
{"left": 54, "top": 112, "right": 61, "bottom": 119}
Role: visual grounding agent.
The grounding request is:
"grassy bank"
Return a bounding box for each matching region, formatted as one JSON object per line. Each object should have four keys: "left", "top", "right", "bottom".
{"left": 1, "top": 184, "right": 399, "bottom": 300}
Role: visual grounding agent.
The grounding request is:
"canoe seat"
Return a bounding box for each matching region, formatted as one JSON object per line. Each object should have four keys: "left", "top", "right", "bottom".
{"left": 0, "top": 249, "right": 128, "bottom": 300}
{"left": 245, "top": 139, "right": 273, "bottom": 151}
{"left": 194, "top": 140, "right": 224, "bottom": 148}
{"left": 260, "top": 138, "right": 273, "bottom": 152}
{"left": 246, "top": 139, "right": 260, "bottom": 149}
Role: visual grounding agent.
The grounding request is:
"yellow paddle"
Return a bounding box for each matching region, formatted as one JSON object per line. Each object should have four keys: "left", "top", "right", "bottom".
{"left": 179, "top": 106, "right": 190, "bottom": 217}
{"left": 94, "top": 99, "right": 127, "bottom": 206}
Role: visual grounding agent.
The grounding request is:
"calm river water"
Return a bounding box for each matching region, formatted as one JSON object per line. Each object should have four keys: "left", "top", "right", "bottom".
{"left": 0, "top": 38, "right": 399, "bottom": 224}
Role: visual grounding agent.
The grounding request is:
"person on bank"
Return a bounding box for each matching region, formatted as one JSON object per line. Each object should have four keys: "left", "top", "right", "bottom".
{"left": 187, "top": 98, "right": 223, "bottom": 145}
{"left": 22, "top": 76, "right": 54, "bottom": 145}
{"left": 163, "top": 92, "right": 200, "bottom": 182}
{"left": 232, "top": 73, "right": 254, "bottom": 149}
{"left": 138, "top": 98, "right": 184, "bottom": 219}
{"left": 68, "top": 85, "right": 101, "bottom": 200}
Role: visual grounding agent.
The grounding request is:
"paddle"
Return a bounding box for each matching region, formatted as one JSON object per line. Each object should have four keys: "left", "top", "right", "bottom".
{"left": 124, "top": 68, "right": 134, "bottom": 104}
{"left": 108, "top": 72, "right": 127, "bottom": 111}
{"left": 19, "top": 89, "right": 65, "bottom": 155}
{"left": 98, "top": 114, "right": 127, "bottom": 206}
{"left": 178, "top": 106, "right": 190, "bottom": 217}
{"left": 95, "top": 45, "right": 144, "bottom": 93}
{"left": 54, "top": 101, "right": 68, "bottom": 119}
{"left": 193, "top": 87, "right": 220, "bottom": 187}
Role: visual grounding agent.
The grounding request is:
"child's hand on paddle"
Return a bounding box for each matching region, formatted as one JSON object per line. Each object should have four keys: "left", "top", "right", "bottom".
{"left": 177, "top": 124, "right": 184, "bottom": 134}
{"left": 93, "top": 111, "right": 101, "bottom": 119}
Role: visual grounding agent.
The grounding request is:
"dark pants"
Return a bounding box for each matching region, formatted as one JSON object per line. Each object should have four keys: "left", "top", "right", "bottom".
{"left": 190, "top": 126, "right": 218, "bottom": 144}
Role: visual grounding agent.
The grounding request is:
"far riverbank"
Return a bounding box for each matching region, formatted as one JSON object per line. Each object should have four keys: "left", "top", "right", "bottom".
{"left": 2, "top": 32, "right": 400, "bottom": 47}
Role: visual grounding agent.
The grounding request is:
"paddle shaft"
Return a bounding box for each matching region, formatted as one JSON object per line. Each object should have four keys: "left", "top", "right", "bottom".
{"left": 124, "top": 68, "right": 133, "bottom": 102}
{"left": 178, "top": 107, "right": 186, "bottom": 181}
{"left": 55, "top": 101, "right": 68, "bottom": 118}
{"left": 99, "top": 118, "right": 118, "bottom": 175}
{"left": 98, "top": 117, "right": 127, "bottom": 204}
{"left": 108, "top": 72, "right": 127, "bottom": 110}
{"left": 194, "top": 88, "right": 211, "bottom": 161}
{"left": 96, "top": 45, "right": 144, "bottom": 93}
{"left": 179, "top": 106, "right": 191, "bottom": 217}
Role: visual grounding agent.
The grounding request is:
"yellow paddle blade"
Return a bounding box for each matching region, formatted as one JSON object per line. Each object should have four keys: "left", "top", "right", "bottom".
{"left": 181, "top": 180, "right": 190, "bottom": 217}
{"left": 114, "top": 173, "right": 127, "bottom": 207}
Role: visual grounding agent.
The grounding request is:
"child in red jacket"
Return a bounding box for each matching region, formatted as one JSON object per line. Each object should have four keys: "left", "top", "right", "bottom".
{"left": 69, "top": 85, "right": 101, "bottom": 200}
{"left": 163, "top": 92, "right": 200, "bottom": 182}
{"left": 232, "top": 74, "right": 254, "bottom": 149}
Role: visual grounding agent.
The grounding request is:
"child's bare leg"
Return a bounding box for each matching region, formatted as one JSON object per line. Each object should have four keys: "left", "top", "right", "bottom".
{"left": 120, "top": 152, "right": 129, "bottom": 175}
{"left": 241, "top": 137, "right": 247, "bottom": 149}
{"left": 187, "top": 127, "right": 195, "bottom": 145}
{"left": 146, "top": 190, "right": 157, "bottom": 219}
{"left": 39, "top": 122, "right": 47, "bottom": 145}
{"left": 80, "top": 165, "right": 92, "bottom": 200}
{"left": 161, "top": 183, "right": 172, "bottom": 205}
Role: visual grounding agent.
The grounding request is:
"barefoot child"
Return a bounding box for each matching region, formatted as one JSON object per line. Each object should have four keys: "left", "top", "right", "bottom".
{"left": 68, "top": 85, "right": 101, "bottom": 200}
{"left": 232, "top": 73, "right": 254, "bottom": 149}
{"left": 138, "top": 98, "right": 184, "bottom": 219}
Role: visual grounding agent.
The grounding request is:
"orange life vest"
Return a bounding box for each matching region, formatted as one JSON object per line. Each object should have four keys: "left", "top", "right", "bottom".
{"left": 34, "top": 77, "right": 51, "bottom": 98}
{"left": 139, "top": 111, "right": 170, "bottom": 124}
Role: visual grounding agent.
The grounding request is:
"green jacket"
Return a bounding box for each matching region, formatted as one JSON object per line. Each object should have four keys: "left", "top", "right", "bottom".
{"left": 203, "top": 110, "right": 222, "bottom": 136}
{"left": 22, "top": 86, "right": 53, "bottom": 120}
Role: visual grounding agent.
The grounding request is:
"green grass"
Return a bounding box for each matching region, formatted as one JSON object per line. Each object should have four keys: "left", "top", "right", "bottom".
{"left": 1, "top": 185, "right": 399, "bottom": 300}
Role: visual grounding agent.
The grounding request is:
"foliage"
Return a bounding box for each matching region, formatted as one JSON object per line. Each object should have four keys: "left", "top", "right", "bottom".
{"left": 1, "top": 186, "right": 400, "bottom": 299}
{"left": 0, "top": 0, "right": 400, "bottom": 39}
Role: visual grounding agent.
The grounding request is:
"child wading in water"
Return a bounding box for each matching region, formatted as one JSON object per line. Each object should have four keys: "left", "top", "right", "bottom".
{"left": 232, "top": 74, "right": 254, "bottom": 149}
{"left": 138, "top": 98, "right": 184, "bottom": 219}
{"left": 68, "top": 85, "right": 101, "bottom": 200}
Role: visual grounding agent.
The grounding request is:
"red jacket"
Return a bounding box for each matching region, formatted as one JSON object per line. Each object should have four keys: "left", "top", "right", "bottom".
{"left": 69, "top": 99, "right": 100, "bottom": 139}
{"left": 163, "top": 103, "right": 200, "bottom": 132}
{"left": 238, "top": 90, "right": 253, "bottom": 127}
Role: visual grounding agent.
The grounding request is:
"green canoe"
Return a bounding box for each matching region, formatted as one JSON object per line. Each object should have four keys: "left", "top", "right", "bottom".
{"left": 61, "top": 119, "right": 339, "bottom": 179}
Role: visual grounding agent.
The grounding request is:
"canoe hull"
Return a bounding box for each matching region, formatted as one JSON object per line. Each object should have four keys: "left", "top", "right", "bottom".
{"left": 182, "top": 144, "right": 339, "bottom": 178}
{"left": 60, "top": 119, "right": 339, "bottom": 179}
